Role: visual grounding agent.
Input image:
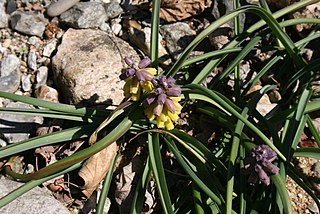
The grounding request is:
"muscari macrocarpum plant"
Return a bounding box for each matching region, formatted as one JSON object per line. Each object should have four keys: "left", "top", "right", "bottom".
{"left": 1, "top": 0, "right": 320, "bottom": 213}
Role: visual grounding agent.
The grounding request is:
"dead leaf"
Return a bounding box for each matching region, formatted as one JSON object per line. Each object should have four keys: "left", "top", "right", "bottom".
{"left": 79, "top": 142, "right": 118, "bottom": 198}
{"left": 115, "top": 155, "right": 157, "bottom": 213}
{"left": 156, "top": 0, "right": 212, "bottom": 22}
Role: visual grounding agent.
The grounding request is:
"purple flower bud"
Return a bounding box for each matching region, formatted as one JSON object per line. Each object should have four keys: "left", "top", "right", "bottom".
{"left": 159, "top": 76, "right": 168, "bottom": 89}
{"left": 155, "top": 88, "right": 164, "bottom": 95}
{"left": 258, "top": 166, "right": 270, "bottom": 185}
{"left": 153, "top": 103, "right": 163, "bottom": 116}
{"left": 157, "top": 93, "right": 167, "bottom": 105}
{"left": 165, "top": 98, "right": 176, "bottom": 113}
{"left": 166, "top": 87, "right": 181, "bottom": 97}
{"left": 151, "top": 78, "right": 158, "bottom": 87}
{"left": 140, "top": 70, "right": 155, "bottom": 81}
{"left": 262, "top": 160, "right": 280, "bottom": 174}
{"left": 135, "top": 70, "right": 145, "bottom": 81}
{"left": 120, "top": 68, "right": 136, "bottom": 80}
{"left": 145, "top": 93, "right": 156, "bottom": 105}
{"left": 138, "top": 57, "right": 151, "bottom": 68}
{"left": 124, "top": 56, "right": 134, "bottom": 67}
{"left": 166, "top": 76, "right": 176, "bottom": 86}
{"left": 242, "top": 144, "right": 279, "bottom": 186}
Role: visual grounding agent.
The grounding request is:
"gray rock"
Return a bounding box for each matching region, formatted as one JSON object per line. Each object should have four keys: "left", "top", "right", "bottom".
{"left": 46, "top": 0, "right": 80, "bottom": 17}
{"left": 127, "top": 26, "right": 171, "bottom": 66}
{"left": 0, "top": 179, "right": 69, "bottom": 214}
{"left": 36, "top": 66, "right": 48, "bottom": 87}
{"left": 211, "top": 0, "right": 245, "bottom": 33}
{"left": 0, "top": 54, "right": 21, "bottom": 93}
{"left": 28, "top": 36, "right": 40, "bottom": 47}
{"left": 21, "top": 73, "right": 32, "bottom": 92}
{"left": 52, "top": 28, "right": 140, "bottom": 105}
{"left": 60, "top": 2, "right": 107, "bottom": 29}
{"left": 42, "top": 38, "right": 58, "bottom": 57}
{"left": 0, "top": 0, "right": 8, "bottom": 28}
{"left": 27, "top": 51, "right": 37, "bottom": 70}
{"left": 0, "top": 101, "right": 43, "bottom": 144}
{"left": 312, "top": 161, "right": 320, "bottom": 178}
{"left": 160, "top": 22, "right": 195, "bottom": 60}
{"left": 6, "top": 0, "right": 17, "bottom": 14}
{"left": 104, "top": 1, "right": 123, "bottom": 19}
{"left": 10, "top": 11, "right": 47, "bottom": 37}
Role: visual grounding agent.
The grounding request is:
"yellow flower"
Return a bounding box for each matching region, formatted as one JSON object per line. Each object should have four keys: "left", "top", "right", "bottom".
{"left": 120, "top": 57, "right": 157, "bottom": 101}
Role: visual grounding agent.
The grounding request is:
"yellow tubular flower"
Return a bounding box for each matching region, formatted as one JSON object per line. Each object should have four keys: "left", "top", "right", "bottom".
{"left": 120, "top": 56, "right": 157, "bottom": 101}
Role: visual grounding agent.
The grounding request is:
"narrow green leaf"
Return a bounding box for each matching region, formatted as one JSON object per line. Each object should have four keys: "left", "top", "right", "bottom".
{"left": 0, "top": 91, "right": 108, "bottom": 117}
{"left": 131, "top": 158, "right": 151, "bottom": 214}
{"left": 293, "top": 148, "right": 320, "bottom": 159}
{"left": 271, "top": 174, "right": 292, "bottom": 214}
{"left": 0, "top": 162, "right": 82, "bottom": 208}
{"left": 96, "top": 153, "right": 119, "bottom": 214}
{"left": 150, "top": 0, "right": 160, "bottom": 68}
{"left": 148, "top": 133, "right": 173, "bottom": 214}
{"left": 5, "top": 117, "right": 132, "bottom": 181}
{"left": 0, "top": 124, "right": 97, "bottom": 158}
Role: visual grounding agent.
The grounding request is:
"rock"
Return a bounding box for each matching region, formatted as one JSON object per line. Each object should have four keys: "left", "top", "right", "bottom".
{"left": 42, "top": 38, "right": 58, "bottom": 57}
{"left": 104, "top": 1, "right": 123, "bottom": 19}
{"left": 160, "top": 22, "right": 196, "bottom": 60}
{"left": 0, "top": 101, "right": 43, "bottom": 144}
{"left": 27, "top": 51, "right": 37, "bottom": 70}
{"left": 269, "top": 90, "right": 282, "bottom": 103}
{"left": 312, "top": 118, "right": 320, "bottom": 133}
{"left": 52, "top": 28, "right": 140, "bottom": 105}
{"left": 34, "top": 85, "right": 59, "bottom": 103}
{"left": 256, "top": 103, "right": 277, "bottom": 116}
{"left": 125, "top": 22, "right": 171, "bottom": 66}
{"left": 211, "top": 0, "right": 245, "bottom": 33}
{"left": 28, "top": 36, "right": 40, "bottom": 47}
{"left": 46, "top": 0, "right": 80, "bottom": 17}
{"left": 21, "top": 73, "right": 32, "bottom": 92}
{"left": 0, "top": 54, "right": 21, "bottom": 93}
{"left": 10, "top": 11, "right": 47, "bottom": 37}
{"left": 208, "top": 27, "right": 231, "bottom": 49}
{"left": 6, "top": 0, "right": 16, "bottom": 14}
{"left": 0, "top": 0, "right": 8, "bottom": 28}
{"left": 36, "top": 66, "right": 48, "bottom": 87}
{"left": 312, "top": 161, "right": 320, "bottom": 178}
{"left": 60, "top": 2, "right": 107, "bottom": 29}
{"left": 0, "top": 179, "right": 69, "bottom": 214}
{"left": 291, "top": 2, "right": 320, "bottom": 33}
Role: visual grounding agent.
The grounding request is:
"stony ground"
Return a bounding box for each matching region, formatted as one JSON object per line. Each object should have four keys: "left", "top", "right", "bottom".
{"left": 0, "top": 0, "right": 319, "bottom": 213}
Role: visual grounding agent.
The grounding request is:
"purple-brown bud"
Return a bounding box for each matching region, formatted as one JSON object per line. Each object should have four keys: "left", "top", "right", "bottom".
{"left": 138, "top": 57, "right": 151, "bottom": 69}
{"left": 124, "top": 56, "right": 134, "bottom": 67}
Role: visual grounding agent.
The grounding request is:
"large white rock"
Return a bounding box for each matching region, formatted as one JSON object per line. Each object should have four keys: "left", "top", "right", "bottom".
{"left": 0, "top": 179, "right": 69, "bottom": 214}
{"left": 52, "top": 28, "right": 140, "bottom": 106}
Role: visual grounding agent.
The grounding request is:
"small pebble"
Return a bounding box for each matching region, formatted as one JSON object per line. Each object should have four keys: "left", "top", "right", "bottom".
{"left": 2, "top": 39, "right": 11, "bottom": 48}
{"left": 21, "top": 73, "right": 32, "bottom": 92}
{"left": 36, "top": 66, "right": 48, "bottom": 87}
{"left": 27, "top": 51, "right": 37, "bottom": 70}
{"left": 42, "top": 39, "right": 57, "bottom": 57}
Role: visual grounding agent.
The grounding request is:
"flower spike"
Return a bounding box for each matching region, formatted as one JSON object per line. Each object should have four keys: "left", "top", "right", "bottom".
{"left": 144, "top": 75, "right": 182, "bottom": 130}
{"left": 119, "top": 56, "right": 157, "bottom": 101}
{"left": 242, "top": 144, "right": 280, "bottom": 186}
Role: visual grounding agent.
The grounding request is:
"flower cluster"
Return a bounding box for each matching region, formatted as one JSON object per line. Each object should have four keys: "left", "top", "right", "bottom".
{"left": 144, "top": 76, "right": 182, "bottom": 130}
{"left": 120, "top": 56, "right": 182, "bottom": 130}
{"left": 120, "top": 56, "right": 156, "bottom": 101}
{"left": 242, "top": 145, "right": 280, "bottom": 186}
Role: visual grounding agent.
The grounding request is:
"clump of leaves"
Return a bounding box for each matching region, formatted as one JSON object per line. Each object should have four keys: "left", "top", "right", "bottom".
{"left": 1, "top": 0, "right": 320, "bottom": 213}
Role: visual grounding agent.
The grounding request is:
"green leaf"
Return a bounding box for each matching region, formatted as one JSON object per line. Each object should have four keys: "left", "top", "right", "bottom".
{"left": 0, "top": 162, "right": 82, "bottom": 208}
{"left": 293, "top": 148, "right": 320, "bottom": 159}
{"left": 148, "top": 133, "right": 173, "bottom": 214}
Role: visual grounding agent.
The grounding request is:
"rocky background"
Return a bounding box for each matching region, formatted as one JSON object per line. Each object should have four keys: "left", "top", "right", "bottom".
{"left": 0, "top": 0, "right": 320, "bottom": 213}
